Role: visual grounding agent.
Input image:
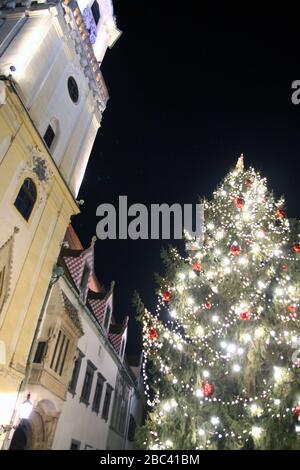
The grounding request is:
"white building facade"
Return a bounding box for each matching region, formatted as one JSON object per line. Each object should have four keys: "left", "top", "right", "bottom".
{"left": 9, "top": 226, "right": 143, "bottom": 450}
{"left": 51, "top": 276, "right": 125, "bottom": 450}
{"left": 0, "top": 0, "right": 121, "bottom": 196}
{"left": 0, "top": 0, "right": 121, "bottom": 448}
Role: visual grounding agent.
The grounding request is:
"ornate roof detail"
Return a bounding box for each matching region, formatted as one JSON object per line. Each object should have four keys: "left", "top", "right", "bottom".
{"left": 61, "top": 291, "right": 84, "bottom": 335}
{"left": 62, "top": 0, "right": 109, "bottom": 117}
{"left": 108, "top": 315, "right": 128, "bottom": 356}
{"left": 88, "top": 281, "right": 114, "bottom": 328}
{"left": 62, "top": 244, "right": 94, "bottom": 303}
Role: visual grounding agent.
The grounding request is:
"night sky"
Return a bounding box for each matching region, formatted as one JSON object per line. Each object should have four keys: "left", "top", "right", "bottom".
{"left": 73, "top": 3, "right": 300, "bottom": 356}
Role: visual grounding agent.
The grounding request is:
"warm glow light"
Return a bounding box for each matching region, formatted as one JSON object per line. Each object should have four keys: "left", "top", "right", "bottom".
{"left": 170, "top": 309, "right": 177, "bottom": 318}
{"left": 0, "top": 393, "right": 17, "bottom": 424}
{"left": 254, "top": 327, "right": 265, "bottom": 339}
{"left": 163, "top": 402, "right": 171, "bottom": 412}
{"left": 211, "top": 416, "right": 220, "bottom": 426}
{"left": 19, "top": 394, "right": 33, "bottom": 420}
{"left": 142, "top": 165, "right": 298, "bottom": 450}
{"left": 251, "top": 426, "right": 263, "bottom": 439}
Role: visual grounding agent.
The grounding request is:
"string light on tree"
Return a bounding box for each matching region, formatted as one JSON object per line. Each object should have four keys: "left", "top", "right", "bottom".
{"left": 137, "top": 156, "right": 300, "bottom": 450}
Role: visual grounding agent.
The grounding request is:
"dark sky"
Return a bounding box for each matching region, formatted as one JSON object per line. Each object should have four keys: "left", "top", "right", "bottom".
{"left": 73, "top": 2, "right": 300, "bottom": 355}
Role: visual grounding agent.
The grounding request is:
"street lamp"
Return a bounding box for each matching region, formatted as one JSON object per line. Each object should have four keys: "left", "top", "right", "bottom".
{"left": 19, "top": 394, "right": 33, "bottom": 421}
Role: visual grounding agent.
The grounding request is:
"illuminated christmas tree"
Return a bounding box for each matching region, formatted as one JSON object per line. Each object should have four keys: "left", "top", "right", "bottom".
{"left": 136, "top": 156, "right": 300, "bottom": 450}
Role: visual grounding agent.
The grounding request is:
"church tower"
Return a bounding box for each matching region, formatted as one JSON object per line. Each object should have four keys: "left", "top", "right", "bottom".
{"left": 0, "top": 0, "right": 121, "bottom": 195}
{"left": 0, "top": 0, "right": 120, "bottom": 447}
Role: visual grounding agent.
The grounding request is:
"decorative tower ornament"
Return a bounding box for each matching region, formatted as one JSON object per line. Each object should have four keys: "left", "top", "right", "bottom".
{"left": 236, "top": 153, "right": 244, "bottom": 172}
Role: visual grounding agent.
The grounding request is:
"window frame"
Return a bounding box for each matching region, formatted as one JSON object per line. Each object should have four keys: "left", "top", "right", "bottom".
{"left": 49, "top": 329, "right": 70, "bottom": 377}
{"left": 80, "top": 262, "right": 91, "bottom": 292}
{"left": 127, "top": 414, "right": 136, "bottom": 442}
{"left": 110, "top": 375, "right": 129, "bottom": 436}
{"left": 80, "top": 360, "right": 96, "bottom": 406}
{"left": 70, "top": 439, "right": 81, "bottom": 450}
{"left": 69, "top": 349, "right": 84, "bottom": 395}
{"left": 101, "top": 383, "right": 113, "bottom": 421}
{"left": 33, "top": 341, "right": 47, "bottom": 364}
{"left": 103, "top": 305, "right": 111, "bottom": 331}
{"left": 14, "top": 177, "right": 37, "bottom": 222}
{"left": 43, "top": 124, "right": 55, "bottom": 150}
{"left": 92, "top": 372, "right": 106, "bottom": 414}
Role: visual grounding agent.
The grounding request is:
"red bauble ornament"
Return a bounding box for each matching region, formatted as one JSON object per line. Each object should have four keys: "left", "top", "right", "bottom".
{"left": 275, "top": 209, "right": 285, "bottom": 219}
{"left": 148, "top": 327, "right": 158, "bottom": 341}
{"left": 293, "top": 404, "right": 300, "bottom": 417}
{"left": 281, "top": 263, "right": 288, "bottom": 271}
{"left": 234, "top": 197, "right": 245, "bottom": 209}
{"left": 230, "top": 244, "right": 242, "bottom": 256}
{"left": 202, "top": 381, "right": 214, "bottom": 397}
{"left": 292, "top": 243, "right": 300, "bottom": 254}
{"left": 288, "top": 305, "right": 298, "bottom": 319}
{"left": 162, "top": 291, "right": 172, "bottom": 302}
{"left": 204, "top": 302, "right": 212, "bottom": 310}
{"left": 193, "top": 261, "right": 202, "bottom": 272}
{"left": 239, "top": 311, "right": 252, "bottom": 321}
{"left": 244, "top": 178, "right": 253, "bottom": 187}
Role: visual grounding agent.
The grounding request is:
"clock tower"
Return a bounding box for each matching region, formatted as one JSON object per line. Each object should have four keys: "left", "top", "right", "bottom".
{"left": 0, "top": 0, "right": 120, "bottom": 195}
{"left": 0, "top": 0, "right": 120, "bottom": 447}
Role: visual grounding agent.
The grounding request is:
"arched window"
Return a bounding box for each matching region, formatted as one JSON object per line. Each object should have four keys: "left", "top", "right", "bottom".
{"left": 14, "top": 178, "right": 37, "bottom": 221}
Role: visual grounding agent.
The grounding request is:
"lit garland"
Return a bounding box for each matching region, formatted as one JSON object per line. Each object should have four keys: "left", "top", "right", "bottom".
{"left": 137, "top": 159, "right": 300, "bottom": 450}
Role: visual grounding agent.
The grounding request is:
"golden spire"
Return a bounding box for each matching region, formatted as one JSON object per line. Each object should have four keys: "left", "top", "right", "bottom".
{"left": 236, "top": 153, "right": 244, "bottom": 172}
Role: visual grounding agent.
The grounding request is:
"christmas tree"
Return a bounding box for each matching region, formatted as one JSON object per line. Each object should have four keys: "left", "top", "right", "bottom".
{"left": 137, "top": 156, "right": 300, "bottom": 450}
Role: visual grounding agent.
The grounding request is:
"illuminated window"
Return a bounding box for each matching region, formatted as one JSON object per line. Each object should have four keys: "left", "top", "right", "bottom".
{"left": 14, "top": 178, "right": 37, "bottom": 221}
